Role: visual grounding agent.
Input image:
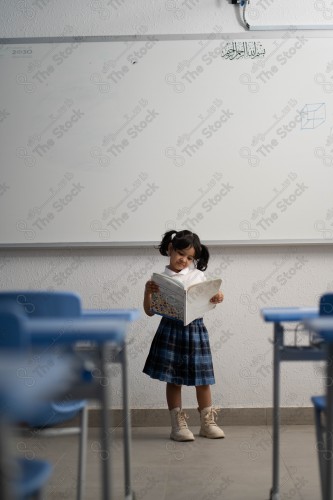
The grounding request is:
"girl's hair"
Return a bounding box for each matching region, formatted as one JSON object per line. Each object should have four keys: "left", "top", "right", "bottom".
{"left": 158, "top": 229, "right": 209, "bottom": 271}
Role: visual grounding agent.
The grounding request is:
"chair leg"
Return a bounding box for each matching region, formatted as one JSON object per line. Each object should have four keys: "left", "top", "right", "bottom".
{"left": 121, "top": 344, "right": 133, "bottom": 500}
{"left": 77, "top": 406, "right": 88, "bottom": 500}
{"left": 0, "top": 422, "right": 14, "bottom": 500}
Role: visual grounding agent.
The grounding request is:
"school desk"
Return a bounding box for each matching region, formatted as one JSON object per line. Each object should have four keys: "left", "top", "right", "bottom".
{"left": 261, "top": 307, "right": 322, "bottom": 500}
{"left": 82, "top": 309, "right": 140, "bottom": 500}
{"left": 21, "top": 311, "right": 139, "bottom": 500}
{"left": 303, "top": 317, "right": 333, "bottom": 500}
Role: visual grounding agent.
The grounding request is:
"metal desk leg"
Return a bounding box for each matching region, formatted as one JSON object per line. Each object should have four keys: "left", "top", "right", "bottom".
{"left": 77, "top": 405, "right": 88, "bottom": 500}
{"left": 271, "top": 322, "right": 283, "bottom": 500}
{"left": 121, "top": 343, "right": 133, "bottom": 500}
{"left": 100, "top": 347, "right": 113, "bottom": 500}
{"left": 325, "top": 344, "right": 333, "bottom": 500}
{"left": 0, "top": 420, "right": 13, "bottom": 500}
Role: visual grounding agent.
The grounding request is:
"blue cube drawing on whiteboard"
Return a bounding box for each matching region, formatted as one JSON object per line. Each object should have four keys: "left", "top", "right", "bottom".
{"left": 301, "top": 103, "right": 326, "bottom": 129}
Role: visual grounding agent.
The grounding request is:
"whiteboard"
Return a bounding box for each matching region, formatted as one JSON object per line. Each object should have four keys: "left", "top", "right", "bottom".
{"left": 1, "top": 33, "right": 333, "bottom": 246}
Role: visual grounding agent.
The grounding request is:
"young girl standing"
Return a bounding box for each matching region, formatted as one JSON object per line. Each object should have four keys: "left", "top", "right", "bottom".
{"left": 143, "top": 229, "right": 225, "bottom": 441}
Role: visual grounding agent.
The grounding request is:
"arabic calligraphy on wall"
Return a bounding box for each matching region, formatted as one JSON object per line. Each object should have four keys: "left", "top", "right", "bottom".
{"left": 221, "top": 41, "right": 266, "bottom": 60}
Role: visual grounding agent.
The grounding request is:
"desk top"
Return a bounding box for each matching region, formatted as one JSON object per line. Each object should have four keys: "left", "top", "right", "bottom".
{"left": 261, "top": 307, "right": 318, "bottom": 322}
{"left": 82, "top": 309, "right": 140, "bottom": 321}
{"left": 25, "top": 317, "right": 133, "bottom": 345}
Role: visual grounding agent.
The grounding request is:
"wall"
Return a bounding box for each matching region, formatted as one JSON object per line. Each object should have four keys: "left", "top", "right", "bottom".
{"left": 1, "top": 0, "right": 332, "bottom": 411}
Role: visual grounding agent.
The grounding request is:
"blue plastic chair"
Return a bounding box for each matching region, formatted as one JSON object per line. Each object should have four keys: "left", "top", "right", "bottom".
{"left": 0, "top": 291, "right": 88, "bottom": 500}
{"left": 0, "top": 304, "right": 53, "bottom": 500}
{"left": 14, "top": 458, "right": 53, "bottom": 500}
{"left": 311, "top": 293, "right": 333, "bottom": 499}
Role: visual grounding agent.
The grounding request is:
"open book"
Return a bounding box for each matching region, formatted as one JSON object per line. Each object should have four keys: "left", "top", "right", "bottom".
{"left": 150, "top": 273, "right": 222, "bottom": 326}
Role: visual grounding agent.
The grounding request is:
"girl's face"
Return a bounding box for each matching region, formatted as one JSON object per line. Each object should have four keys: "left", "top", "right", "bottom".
{"left": 168, "top": 243, "right": 196, "bottom": 273}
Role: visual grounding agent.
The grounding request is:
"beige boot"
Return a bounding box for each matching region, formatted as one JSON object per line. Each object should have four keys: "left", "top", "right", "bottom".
{"left": 170, "top": 407, "right": 195, "bottom": 441}
{"left": 199, "top": 406, "right": 225, "bottom": 439}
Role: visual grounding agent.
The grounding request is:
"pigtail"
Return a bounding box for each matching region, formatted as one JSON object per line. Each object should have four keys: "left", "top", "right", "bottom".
{"left": 196, "top": 243, "right": 210, "bottom": 271}
{"left": 158, "top": 230, "right": 177, "bottom": 256}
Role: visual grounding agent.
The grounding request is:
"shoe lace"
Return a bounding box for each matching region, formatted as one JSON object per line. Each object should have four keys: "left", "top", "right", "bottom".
{"left": 204, "top": 407, "right": 220, "bottom": 426}
{"left": 176, "top": 410, "right": 189, "bottom": 429}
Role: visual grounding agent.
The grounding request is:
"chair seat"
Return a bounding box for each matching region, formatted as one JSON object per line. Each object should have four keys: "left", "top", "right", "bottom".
{"left": 24, "top": 400, "right": 87, "bottom": 428}
{"left": 13, "top": 457, "right": 52, "bottom": 497}
{"left": 311, "top": 395, "right": 326, "bottom": 412}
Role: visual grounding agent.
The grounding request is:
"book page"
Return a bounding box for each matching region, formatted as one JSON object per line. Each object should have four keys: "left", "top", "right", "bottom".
{"left": 151, "top": 273, "right": 185, "bottom": 288}
{"left": 186, "top": 278, "right": 222, "bottom": 325}
{"left": 151, "top": 273, "right": 185, "bottom": 321}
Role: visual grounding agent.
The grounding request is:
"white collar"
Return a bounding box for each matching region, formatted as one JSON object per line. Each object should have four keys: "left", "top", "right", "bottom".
{"left": 164, "top": 266, "right": 190, "bottom": 276}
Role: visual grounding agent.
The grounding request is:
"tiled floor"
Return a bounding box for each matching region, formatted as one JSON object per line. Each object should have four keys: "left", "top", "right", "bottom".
{"left": 14, "top": 424, "right": 321, "bottom": 499}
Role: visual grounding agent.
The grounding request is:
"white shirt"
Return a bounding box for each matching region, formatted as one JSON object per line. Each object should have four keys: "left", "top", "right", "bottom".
{"left": 162, "top": 266, "right": 206, "bottom": 287}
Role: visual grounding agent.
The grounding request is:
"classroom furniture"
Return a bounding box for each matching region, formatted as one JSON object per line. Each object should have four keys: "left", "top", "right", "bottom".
{"left": 304, "top": 319, "right": 333, "bottom": 500}
{"left": 261, "top": 306, "right": 323, "bottom": 500}
{"left": 305, "top": 293, "right": 333, "bottom": 500}
{"left": 0, "top": 292, "right": 140, "bottom": 500}
{"left": 0, "top": 291, "right": 88, "bottom": 500}
{"left": 1, "top": 36, "right": 333, "bottom": 246}
{"left": 311, "top": 395, "right": 326, "bottom": 499}
{"left": 13, "top": 458, "right": 53, "bottom": 500}
{"left": 0, "top": 314, "right": 52, "bottom": 500}
{"left": 31, "top": 315, "right": 138, "bottom": 500}
{"left": 0, "top": 304, "right": 83, "bottom": 500}
{"left": 81, "top": 308, "right": 138, "bottom": 500}
{"left": 310, "top": 293, "right": 333, "bottom": 499}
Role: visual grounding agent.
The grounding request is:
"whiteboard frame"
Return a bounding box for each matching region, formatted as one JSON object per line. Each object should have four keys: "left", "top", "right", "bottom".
{"left": 1, "top": 31, "right": 333, "bottom": 248}
{"left": 1, "top": 239, "right": 333, "bottom": 249}
{"left": 2, "top": 29, "right": 333, "bottom": 44}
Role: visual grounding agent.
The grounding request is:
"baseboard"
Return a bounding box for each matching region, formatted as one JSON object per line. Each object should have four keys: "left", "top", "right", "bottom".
{"left": 84, "top": 407, "right": 314, "bottom": 427}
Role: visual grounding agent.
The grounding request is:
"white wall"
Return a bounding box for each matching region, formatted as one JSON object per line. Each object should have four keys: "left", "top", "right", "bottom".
{"left": 1, "top": 0, "right": 332, "bottom": 410}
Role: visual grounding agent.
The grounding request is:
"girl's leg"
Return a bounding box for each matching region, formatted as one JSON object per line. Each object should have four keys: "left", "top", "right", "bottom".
{"left": 196, "top": 385, "right": 224, "bottom": 439}
{"left": 166, "top": 382, "right": 182, "bottom": 410}
{"left": 196, "top": 385, "right": 212, "bottom": 410}
{"left": 167, "top": 383, "right": 194, "bottom": 441}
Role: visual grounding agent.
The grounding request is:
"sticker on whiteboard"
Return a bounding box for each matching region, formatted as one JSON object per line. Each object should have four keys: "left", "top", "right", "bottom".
{"left": 300, "top": 103, "right": 326, "bottom": 130}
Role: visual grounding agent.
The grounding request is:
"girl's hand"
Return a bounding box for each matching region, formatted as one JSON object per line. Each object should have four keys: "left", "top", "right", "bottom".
{"left": 210, "top": 290, "right": 224, "bottom": 304}
{"left": 145, "top": 280, "right": 159, "bottom": 294}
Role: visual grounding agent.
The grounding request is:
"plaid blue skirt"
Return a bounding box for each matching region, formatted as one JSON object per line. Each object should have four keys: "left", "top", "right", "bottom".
{"left": 143, "top": 317, "right": 215, "bottom": 386}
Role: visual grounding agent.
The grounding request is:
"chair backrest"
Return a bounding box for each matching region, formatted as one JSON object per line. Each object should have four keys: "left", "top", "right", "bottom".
{"left": 320, "top": 293, "right": 333, "bottom": 316}
{"left": 0, "top": 291, "right": 82, "bottom": 318}
{"left": 0, "top": 303, "right": 28, "bottom": 350}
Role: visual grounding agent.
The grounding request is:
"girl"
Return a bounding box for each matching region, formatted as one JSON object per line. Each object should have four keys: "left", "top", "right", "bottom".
{"left": 143, "top": 229, "right": 224, "bottom": 442}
